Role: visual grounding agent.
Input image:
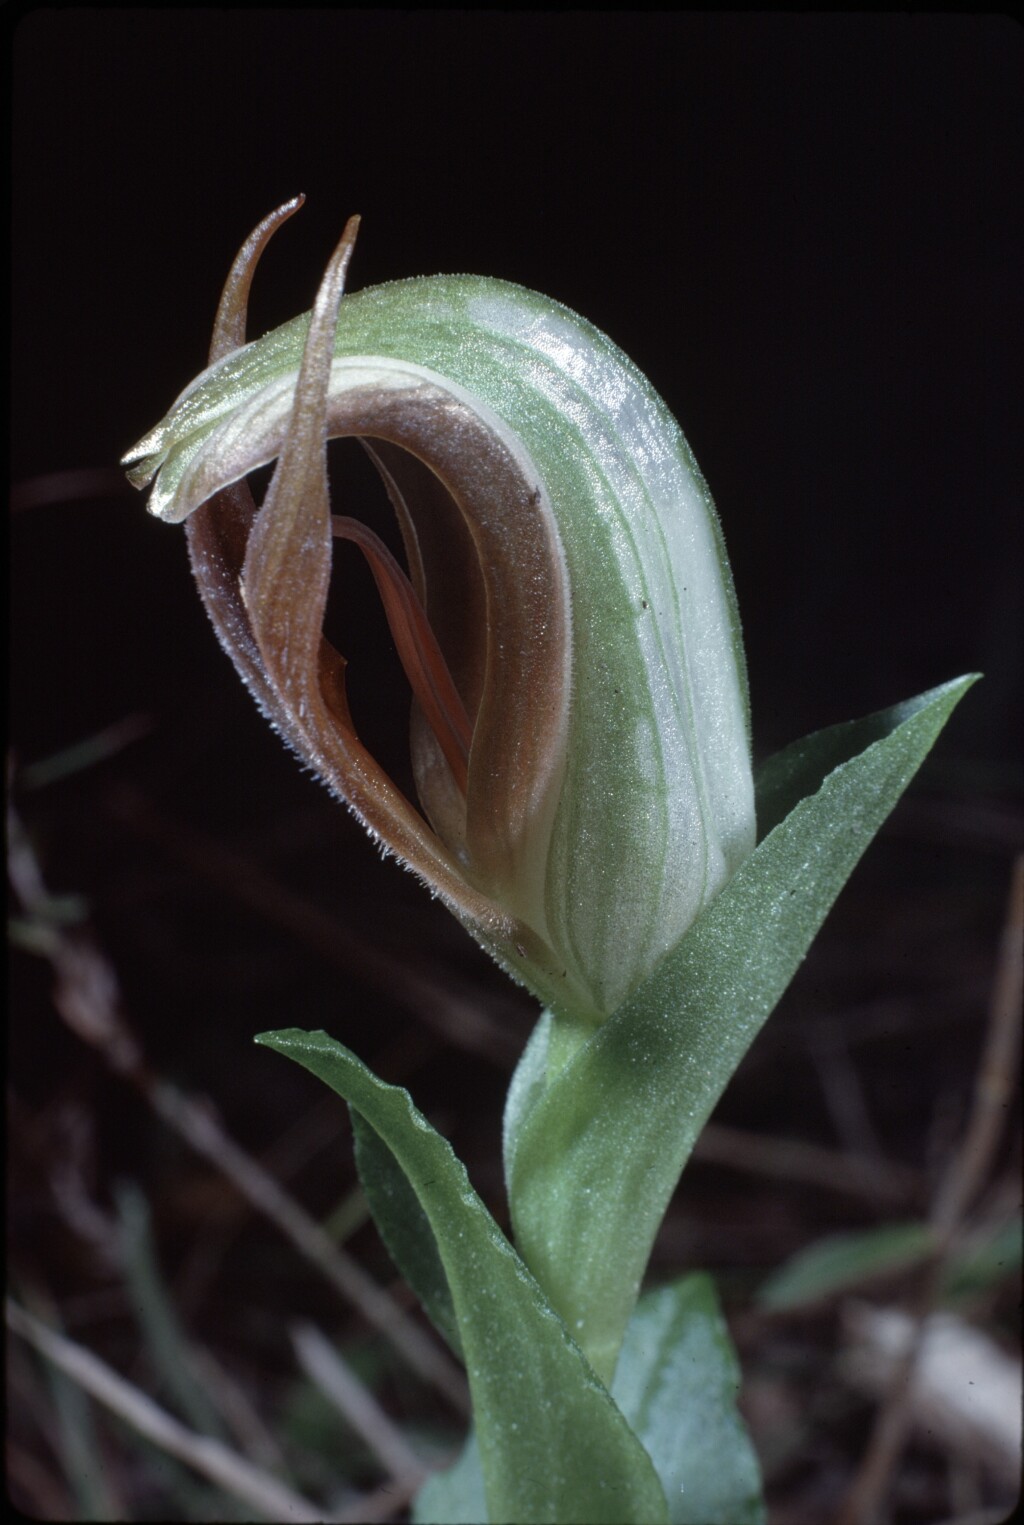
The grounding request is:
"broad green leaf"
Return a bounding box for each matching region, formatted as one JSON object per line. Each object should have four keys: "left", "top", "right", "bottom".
{"left": 612, "top": 1275, "right": 764, "bottom": 1525}
{"left": 757, "top": 1222, "right": 934, "bottom": 1311}
{"left": 256, "top": 1029, "right": 668, "bottom": 1525}
{"left": 414, "top": 1275, "right": 768, "bottom": 1525}
{"left": 414, "top": 1433, "right": 487, "bottom": 1525}
{"left": 350, "top": 1111, "right": 461, "bottom": 1358}
{"left": 752, "top": 691, "right": 959, "bottom": 839}
{"left": 508, "top": 677, "right": 977, "bottom": 1384}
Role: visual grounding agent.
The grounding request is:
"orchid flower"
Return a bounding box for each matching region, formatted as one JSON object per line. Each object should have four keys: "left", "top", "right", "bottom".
{"left": 123, "top": 198, "right": 755, "bottom": 1034}
{"left": 121, "top": 204, "right": 975, "bottom": 1524}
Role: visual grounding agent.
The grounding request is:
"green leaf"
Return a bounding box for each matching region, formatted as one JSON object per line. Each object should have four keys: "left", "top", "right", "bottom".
{"left": 757, "top": 1215, "right": 1023, "bottom": 1313}
{"left": 350, "top": 1111, "right": 461, "bottom": 1358}
{"left": 256, "top": 1029, "right": 668, "bottom": 1525}
{"left": 942, "top": 1216, "right": 1023, "bottom": 1301}
{"left": 413, "top": 1275, "right": 769, "bottom": 1525}
{"left": 612, "top": 1275, "right": 764, "bottom": 1525}
{"left": 413, "top": 1433, "right": 488, "bottom": 1525}
{"left": 757, "top": 1222, "right": 935, "bottom": 1311}
{"left": 752, "top": 690, "right": 962, "bottom": 839}
{"left": 502, "top": 1009, "right": 553, "bottom": 1185}
{"left": 508, "top": 677, "right": 977, "bottom": 1383}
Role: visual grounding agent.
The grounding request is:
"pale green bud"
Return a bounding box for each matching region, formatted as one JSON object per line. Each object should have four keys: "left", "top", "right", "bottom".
{"left": 123, "top": 200, "right": 755, "bottom": 1027}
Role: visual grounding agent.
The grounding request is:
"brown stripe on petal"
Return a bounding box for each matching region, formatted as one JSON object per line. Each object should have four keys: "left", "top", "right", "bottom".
{"left": 186, "top": 199, "right": 307, "bottom": 735}
{"left": 317, "top": 376, "right": 572, "bottom": 935}
{"left": 362, "top": 439, "right": 489, "bottom": 724}
{"left": 236, "top": 223, "right": 523, "bottom": 935}
{"left": 240, "top": 217, "right": 360, "bottom": 705}
{"left": 209, "top": 197, "right": 306, "bottom": 365}
{"left": 186, "top": 482, "right": 279, "bottom": 721}
{"left": 330, "top": 513, "right": 472, "bottom": 795}
{"left": 359, "top": 440, "right": 484, "bottom": 862}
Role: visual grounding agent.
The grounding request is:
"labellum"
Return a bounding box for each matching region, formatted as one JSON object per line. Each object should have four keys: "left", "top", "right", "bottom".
{"left": 124, "top": 199, "right": 756, "bottom": 1028}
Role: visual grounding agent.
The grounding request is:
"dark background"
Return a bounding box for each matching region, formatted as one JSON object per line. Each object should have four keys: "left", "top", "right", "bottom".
{"left": 10, "top": 11, "right": 1023, "bottom": 1522}
{"left": 13, "top": 11, "right": 1023, "bottom": 758}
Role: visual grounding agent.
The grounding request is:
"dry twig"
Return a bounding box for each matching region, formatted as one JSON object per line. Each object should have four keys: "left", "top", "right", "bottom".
{"left": 7, "top": 801, "right": 469, "bottom": 1415}
{"left": 694, "top": 1121, "right": 922, "bottom": 1206}
{"left": 291, "top": 1321, "right": 430, "bottom": 1489}
{"left": 7, "top": 1299, "right": 330, "bottom": 1523}
{"left": 836, "top": 855, "right": 1023, "bottom": 1525}
{"left": 842, "top": 1303, "right": 1021, "bottom": 1488}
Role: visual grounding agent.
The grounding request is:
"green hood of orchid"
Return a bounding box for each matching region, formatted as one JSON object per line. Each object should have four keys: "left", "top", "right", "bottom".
{"left": 124, "top": 201, "right": 755, "bottom": 1028}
